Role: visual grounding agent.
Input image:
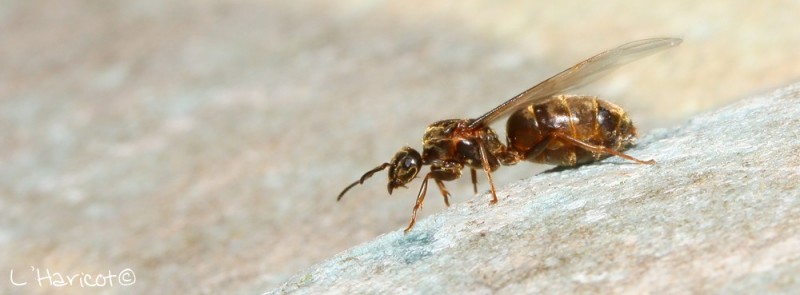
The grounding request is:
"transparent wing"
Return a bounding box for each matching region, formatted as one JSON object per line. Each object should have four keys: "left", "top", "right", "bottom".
{"left": 468, "top": 38, "right": 681, "bottom": 128}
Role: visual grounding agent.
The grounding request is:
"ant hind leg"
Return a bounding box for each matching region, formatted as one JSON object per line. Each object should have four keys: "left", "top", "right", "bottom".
{"left": 552, "top": 132, "right": 655, "bottom": 165}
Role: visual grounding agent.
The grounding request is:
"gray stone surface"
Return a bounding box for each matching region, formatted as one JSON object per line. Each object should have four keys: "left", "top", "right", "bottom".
{"left": 268, "top": 83, "right": 800, "bottom": 294}
{"left": 2, "top": 1, "right": 800, "bottom": 294}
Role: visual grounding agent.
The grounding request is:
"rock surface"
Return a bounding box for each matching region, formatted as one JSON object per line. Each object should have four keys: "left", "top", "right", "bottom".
{"left": 2, "top": 1, "right": 800, "bottom": 294}
{"left": 268, "top": 83, "right": 800, "bottom": 294}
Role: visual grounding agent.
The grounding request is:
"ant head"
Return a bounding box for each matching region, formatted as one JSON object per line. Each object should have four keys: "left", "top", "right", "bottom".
{"left": 336, "top": 146, "right": 422, "bottom": 201}
{"left": 387, "top": 146, "right": 422, "bottom": 194}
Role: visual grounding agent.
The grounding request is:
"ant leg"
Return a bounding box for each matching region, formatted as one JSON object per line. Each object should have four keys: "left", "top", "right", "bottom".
{"left": 553, "top": 133, "right": 655, "bottom": 165}
{"left": 434, "top": 179, "right": 451, "bottom": 207}
{"left": 524, "top": 136, "right": 556, "bottom": 159}
{"left": 404, "top": 163, "right": 460, "bottom": 233}
{"left": 478, "top": 141, "right": 499, "bottom": 205}
{"left": 404, "top": 172, "right": 432, "bottom": 234}
{"left": 470, "top": 168, "right": 478, "bottom": 194}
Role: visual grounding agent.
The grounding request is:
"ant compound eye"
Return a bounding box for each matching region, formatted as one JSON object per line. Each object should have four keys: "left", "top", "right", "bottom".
{"left": 402, "top": 156, "right": 419, "bottom": 169}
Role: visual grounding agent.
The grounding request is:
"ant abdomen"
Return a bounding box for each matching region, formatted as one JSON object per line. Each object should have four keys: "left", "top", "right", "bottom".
{"left": 506, "top": 95, "right": 638, "bottom": 166}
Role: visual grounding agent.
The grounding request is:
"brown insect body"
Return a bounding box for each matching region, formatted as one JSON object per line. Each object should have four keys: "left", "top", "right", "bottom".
{"left": 337, "top": 38, "right": 681, "bottom": 233}
{"left": 506, "top": 95, "right": 638, "bottom": 166}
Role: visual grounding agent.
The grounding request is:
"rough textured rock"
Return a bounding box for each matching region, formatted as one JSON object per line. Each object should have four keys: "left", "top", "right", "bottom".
{"left": 3, "top": 1, "right": 800, "bottom": 294}
{"left": 268, "top": 83, "right": 800, "bottom": 294}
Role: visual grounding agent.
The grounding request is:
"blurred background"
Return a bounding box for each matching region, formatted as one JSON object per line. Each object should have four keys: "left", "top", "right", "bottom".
{"left": 1, "top": 0, "right": 798, "bottom": 294}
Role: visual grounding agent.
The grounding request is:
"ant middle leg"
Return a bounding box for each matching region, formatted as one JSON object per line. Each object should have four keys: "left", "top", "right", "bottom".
{"left": 477, "top": 141, "right": 499, "bottom": 205}
{"left": 470, "top": 168, "right": 478, "bottom": 194}
{"left": 434, "top": 179, "right": 451, "bottom": 207}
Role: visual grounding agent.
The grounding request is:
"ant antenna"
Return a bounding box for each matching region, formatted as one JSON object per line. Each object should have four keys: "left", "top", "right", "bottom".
{"left": 336, "top": 163, "right": 391, "bottom": 201}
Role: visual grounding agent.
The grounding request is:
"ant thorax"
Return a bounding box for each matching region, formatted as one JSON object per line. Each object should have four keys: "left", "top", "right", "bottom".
{"left": 421, "top": 119, "right": 509, "bottom": 171}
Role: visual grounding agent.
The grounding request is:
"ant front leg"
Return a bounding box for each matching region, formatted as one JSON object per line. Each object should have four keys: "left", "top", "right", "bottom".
{"left": 404, "top": 162, "right": 462, "bottom": 233}
{"left": 405, "top": 173, "right": 432, "bottom": 234}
